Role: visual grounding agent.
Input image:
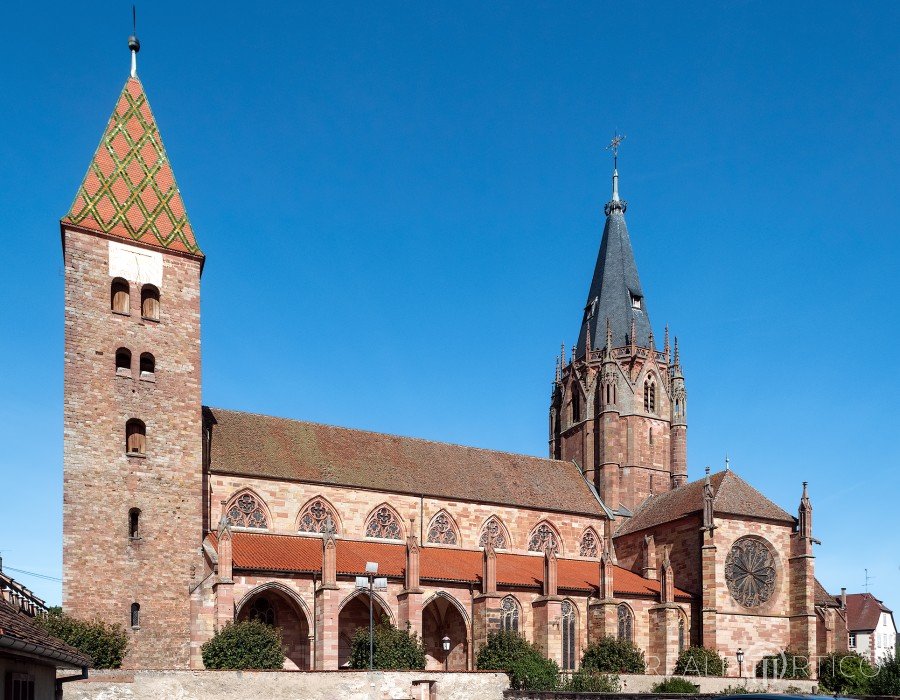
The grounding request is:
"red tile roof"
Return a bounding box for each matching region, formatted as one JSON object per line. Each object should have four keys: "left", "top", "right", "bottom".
{"left": 615, "top": 469, "right": 795, "bottom": 537}
{"left": 205, "top": 407, "right": 606, "bottom": 516}
{"left": 814, "top": 579, "right": 841, "bottom": 608}
{"left": 846, "top": 593, "right": 893, "bottom": 632}
{"left": 220, "top": 531, "right": 691, "bottom": 600}
{"left": 61, "top": 77, "right": 201, "bottom": 256}
{"left": 0, "top": 599, "right": 90, "bottom": 668}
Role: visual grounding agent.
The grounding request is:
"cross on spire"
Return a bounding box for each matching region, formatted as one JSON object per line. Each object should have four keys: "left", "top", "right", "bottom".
{"left": 606, "top": 131, "right": 626, "bottom": 170}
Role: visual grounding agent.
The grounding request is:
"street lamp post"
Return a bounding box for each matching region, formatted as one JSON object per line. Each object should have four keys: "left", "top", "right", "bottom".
{"left": 355, "top": 562, "right": 387, "bottom": 671}
{"left": 442, "top": 635, "right": 451, "bottom": 671}
{"left": 736, "top": 648, "right": 744, "bottom": 678}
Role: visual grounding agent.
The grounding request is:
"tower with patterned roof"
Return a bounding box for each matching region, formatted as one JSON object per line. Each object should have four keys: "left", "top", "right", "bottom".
{"left": 550, "top": 149, "right": 688, "bottom": 515}
{"left": 61, "top": 36, "right": 204, "bottom": 668}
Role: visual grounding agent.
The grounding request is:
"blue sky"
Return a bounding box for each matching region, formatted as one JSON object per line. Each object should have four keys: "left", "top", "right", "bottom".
{"left": 1, "top": 2, "right": 898, "bottom": 606}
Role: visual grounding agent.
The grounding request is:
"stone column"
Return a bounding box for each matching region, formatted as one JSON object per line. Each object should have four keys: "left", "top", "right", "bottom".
{"left": 648, "top": 549, "right": 681, "bottom": 675}
{"left": 588, "top": 550, "right": 620, "bottom": 642}
{"left": 700, "top": 527, "right": 717, "bottom": 649}
{"left": 398, "top": 530, "right": 424, "bottom": 636}
{"left": 213, "top": 526, "right": 234, "bottom": 629}
{"left": 789, "top": 483, "right": 817, "bottom": 677}
{"left": 315, "top": 532, "right": 340, "bottom": 669}
{"left": 473, "top": 543, "right": 502, "bottom": 654}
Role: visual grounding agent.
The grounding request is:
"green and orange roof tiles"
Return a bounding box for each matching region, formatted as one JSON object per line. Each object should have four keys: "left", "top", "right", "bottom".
{"left": 62, "top": 77, "right": 202, "bottom": 256}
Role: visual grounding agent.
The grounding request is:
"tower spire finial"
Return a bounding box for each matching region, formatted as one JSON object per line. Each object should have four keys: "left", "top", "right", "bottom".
{"left": 605, "top": 132, "right": 626, "bottom": 207}
{"left": 128, "top": 6, "right": 141, "bottom": 78}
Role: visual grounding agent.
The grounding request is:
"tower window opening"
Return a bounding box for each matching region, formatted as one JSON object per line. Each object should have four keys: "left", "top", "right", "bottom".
{"left": 111, "top": 278, "right": 130, "bottom": 314}
{"left": 140, "top": 352, "right": 155, "bottom": 378}
{"left": 644, "top": 379, "right": 656, "bottom": 414}
{"left": 630, "top": 293, "right": 642, "bottom": 310}
{"left": 130, "top": 602, "right": 140, "bottom": 629}
{"left": 649, "top": 428, "right": 653, "bottom": 445}
{"left": 571, "top": 390, "right": 581, "bottom": 423}
{"left": 141, "top": 285, "right": 160, "bottom": 321}
{"left": 129, "top": 508, "right": 141, "bottom": 539}
{"left": 115, "top": 347, "right": 132, "bottom": 375}
{"left": 126, "top": 419, "right": 146, "bottom": 456}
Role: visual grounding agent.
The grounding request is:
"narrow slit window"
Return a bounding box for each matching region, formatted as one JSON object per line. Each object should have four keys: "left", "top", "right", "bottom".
{"left": 131, "top": 602, "right": 140, "bottom": 628}
{"left": 129, "top": 508, "right": 141, "bottom": 539}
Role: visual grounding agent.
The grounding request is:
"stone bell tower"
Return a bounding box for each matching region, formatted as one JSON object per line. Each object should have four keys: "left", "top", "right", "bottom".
{"left": 550, "top": 141, "right": 687, "bottom": 514}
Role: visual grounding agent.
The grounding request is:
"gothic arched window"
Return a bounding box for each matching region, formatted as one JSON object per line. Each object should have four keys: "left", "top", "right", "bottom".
{"left": 426, "top": 512, "right": 458, "bottom": 545}
{"left": 561, "top": 600, "right": 577, "bottom": 670}
{"left": 225, "top": 492, "right": 269, "bottom": 529}
{"left": 501, "top": 596, "right": 520, "bottom": 633}
{"left": 528, "top": 522, "right": 560, "bottom": 555}
{"left": 644, "top": 378, "right": 656, "bottom": 414}
{"left": 479, "top": 516, "right": 508, "bottom": 550}
{"left": 678, "top": 615, "right": 686, "bottom": 653}
{"left": 365, "top": 506, "right": 403, "bottom": 540}
{"left": 617, "top": 604, "right": 633, "bottom": 642}
{"left": 297, "top": 498, "right": 339, "bottom": 534}
{"left": 571, "top": 388, "right": 581, "bottom": 423}
{"left": 130, "top": 602, "right": 140, "bottom": 628}
{"left": 579, "top": 529, "right": 599, "bottom": 558}
{"left": 250, "top": 596, "right": 276, "bottom": 626}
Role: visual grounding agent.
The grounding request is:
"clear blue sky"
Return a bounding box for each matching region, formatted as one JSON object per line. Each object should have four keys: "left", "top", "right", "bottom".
{"left": 1, "top": 2, "right": 898, "bottom": 607}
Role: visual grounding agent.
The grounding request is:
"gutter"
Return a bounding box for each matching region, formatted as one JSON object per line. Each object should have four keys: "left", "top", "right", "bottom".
{"left": 0, "top": 633, "right": 89, "bottom": 669}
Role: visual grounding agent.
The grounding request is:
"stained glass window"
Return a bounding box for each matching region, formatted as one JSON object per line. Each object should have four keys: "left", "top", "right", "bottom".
{"left": 365, "top": 506, "right": 403, "bottom": 540}
{"left": 528, "top": 522, "right": 559, "bottom": 555}
{"left": 617, "top": 604, "right": 633, "bottom": 642}
{"left": 225, "top": 492, "right": 268, "bottom": 529}
{"left": 561, "top": 600, "right": 576, "bottom": 670}
{"left": 725, "top": 537, "right": 777, "bottom": 608}
{"left": 478, "top": 517, "right": 508, "bottom": 549}
{"left": 298, "top": 498, "right": 339, "bottom": 534}
{"left": 427, "top": 512, "right": 458, "bottom": 545}
{"left": 501, "top": 596, "right": 520, "bottom": 633}
{"left": 579, "top": 529, "right": 598, "bottom": 558}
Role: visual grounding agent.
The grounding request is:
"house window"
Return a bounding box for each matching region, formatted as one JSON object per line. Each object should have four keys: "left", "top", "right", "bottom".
{"left": 125, "top": 419, "right": 146, "bottom": 455}
{"left": 501, "top": 596, "right": 520, "bottom": 633}
{"left": 111, "top": 278, "right": 130, "bottom": 314}
{"left": 561, "top": 600, "right": 576, "bottom": 670}
{"left": 140, "top": 352, "right": 155, "bottom": 378}
{"left": 115, "top": 347, "right": 132, "bottom": 375}
{"left": 617, "top": 604, "right": 633, "bottom": 642}
{"left": 131, "top": 602, "right": 140, "bottom": 629}
{"left": 141, "top": 284, "right": 160, "bottom": 320}
{"left": 128, "top": 508, "right": 141, "bottom": 539}
{"left": 7, "top": 673, "right": 35, "bottom": 700}
{"left": 848, "top": 633, "right": 856, "bottom": 649}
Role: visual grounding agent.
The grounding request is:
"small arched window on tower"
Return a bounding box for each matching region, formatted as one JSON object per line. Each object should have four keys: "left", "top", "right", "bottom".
{"left": 141, "top": 285, "right": 160, "bottom": 321}
{"left": 139, "top": 352, "right": 155, "bottom": 380}
{"left": 125, "top": 419, "right": 146, "bottom": 456}
{"left": 111, "top": 278, "right": 130, "bottom": 315}
{"left": 130, "top": 602, "right": 140, "bottom": 629}
{"left": 644, "top": 378, "right": 656, "bottom": 414}
{"left": 128, "top": 508, "right": 141, "bottom": 539}
{"left": 115, "top": 347, "right": 132, "bottom": 376}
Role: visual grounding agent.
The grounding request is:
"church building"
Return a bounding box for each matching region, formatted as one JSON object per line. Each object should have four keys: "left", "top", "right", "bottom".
{"left": 60, "top": 39, "right": 848, "bottom": 673}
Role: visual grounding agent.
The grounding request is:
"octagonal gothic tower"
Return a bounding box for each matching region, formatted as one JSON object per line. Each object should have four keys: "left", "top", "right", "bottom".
{"left": 550, "top": 164, "right": 687, "bottom": 515}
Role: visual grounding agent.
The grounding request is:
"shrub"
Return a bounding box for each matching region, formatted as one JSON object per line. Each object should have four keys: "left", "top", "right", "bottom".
{"left": 580, "top": 635, "right": 646, "bottom": 674}
{"left": 816, "top": 651, "right": 874, "bottom": 695}
{"left": 673, "top": 646, "right": 728, "bottom": 677}
{"left": 869, "top": 653, "right": 900, "bottom": 696}
{"left": 563, "top": 669, "right": 622, "bottom": 692}
{"left": 476, "top": 631, "right": 559, "bottom": 691}
{"left": 36, "top": 611, "right": 127, "bottom": 669}
{"left": 201, "top": 620, "right": 284, "bottom": 670}
{"left": 651, "top": 677, "right": 700, "bottom": 693}
{"left": 348, "top": 617, "right": 425, "bottom": 670}
{"left": 754, "top": 649, "right": 810, "bottom": 680}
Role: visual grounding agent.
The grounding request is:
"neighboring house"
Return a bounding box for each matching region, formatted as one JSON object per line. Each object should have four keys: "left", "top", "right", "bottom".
{"left": 846, "top": 592, "right": 897, "bottom": 665}
{"left": 0, "top": 572, "right": 89, "bottom": 700}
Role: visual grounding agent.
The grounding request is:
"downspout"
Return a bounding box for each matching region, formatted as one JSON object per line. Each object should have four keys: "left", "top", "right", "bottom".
{"left": 312, "top": 572, "right": 318, "bottom": 670}
{"left": 469, "top": 583, "right": 475, "bottom": 671}
{"left": 419, "top": 495, "right": 424, "bottom": 542}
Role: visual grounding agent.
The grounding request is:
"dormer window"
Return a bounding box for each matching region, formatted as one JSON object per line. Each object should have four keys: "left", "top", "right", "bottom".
{"left": 630, "top": 293, "right": 642, "bottom": 310}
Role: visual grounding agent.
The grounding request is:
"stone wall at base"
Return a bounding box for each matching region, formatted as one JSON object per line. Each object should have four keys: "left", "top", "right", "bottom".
{"left": 62, "top": 669, "right": 510, "bottom": 700}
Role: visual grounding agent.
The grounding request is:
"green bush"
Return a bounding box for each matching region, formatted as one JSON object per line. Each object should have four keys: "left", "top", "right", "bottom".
{"left": 673, "top": 646, "right": 728, "bottom": 677}
{"left": 816, "top": 651, "right": 874, "bottom": 695}
{"left": 348, "top": 617, "right": 425, "bottom": 670}
{"left": 36, "top": 611, "right": 127, "bottom": 669}
{"left": 580, "top": 635, "right": 646, "bottom": 674}
{"left": 476, "top": 631, "right": 559, "bottom": 691}
{"left": 201, "top": 620, "right": 284, "bottom": 670}
{"left": 564, "top": 669, "right": 622, "bottom": 692}
{"left": 651, "top": 677, "right": 700, "bottom": 693}
{"left": 754, "top": 649, "right": 810, "bottom": 680}
{"left": 869, "top": 653, "right": 900, "bottom": 696}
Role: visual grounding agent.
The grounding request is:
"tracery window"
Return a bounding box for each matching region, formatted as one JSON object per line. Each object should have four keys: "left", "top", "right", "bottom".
{"left": 724, "top": 536, "right": 777, "bottom": 608}
{"left": 297, "top": 498, "right": 339, "bottom": 534}
{"left": 528, "top": 522, "right": 559, "bottom": 555}
{"left": 501, "top": 596, "right": 520, "bottom": 633}
{"left": 478, "top": 517, "right": 508, "bottom": 549}
{"left": 678, "top": 615, "right": 686, "bottom": 653}
{"left": 561, "top": 600, "right": 576, "bottom": 670}
{"left": 644, "top": 378, "right": 656, "bottom": 413}
{"left": 579, "top": 529, "right": 599, "bottom": 558}
{"left": 426, "top": 512, "right": 458, "bottom": 545}
{"left": 365, "top": 506, "right": 403, "bottom": 540}
{"left": 249, "top": 596, "right": 276, "bottom": 626}
{"left": 225, "top": 492, "right": 268, "bottom": 529}
{"left": 617, "top": 604, "right": 633, "bottom": 642}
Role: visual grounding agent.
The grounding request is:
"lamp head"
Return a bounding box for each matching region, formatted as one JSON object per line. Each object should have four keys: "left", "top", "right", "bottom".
{"left": 442, "top": 635, "right": 451, "bottom": 651}
{"left": 365, "top": 561, "right": 378, "bottom": 574}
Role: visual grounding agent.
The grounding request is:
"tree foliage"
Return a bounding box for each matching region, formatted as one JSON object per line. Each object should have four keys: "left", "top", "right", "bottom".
{"left": 201, "top": 620, "right": 285, "bottom": 670}
{"left": 816, "top": 651, "right": 875, "bottom": 695}
{"left": 869, "top": 653, "right": 900, "bottom": 696}
{"left": 754, "top": 649, "right": 810, "bottom": 680}
{"left": 36, "top": 610, "right": 127, "bottom": 669}
{"left": 348, "top": 617, "right": 426, "bottom": 670}
{"left": 651, "top": 676, "right": 701, "bottom": 693}
{"left": 563, "top": 669, "right": 622, "bottom": 692}
{"left": 673, "top": 646, "right": 728, "bottom": 677}
{"left": 476, "top": 630, "right": 559, "bottom": 691}
{"left": 580, "top": 635, "right": 646, "bottom": 674}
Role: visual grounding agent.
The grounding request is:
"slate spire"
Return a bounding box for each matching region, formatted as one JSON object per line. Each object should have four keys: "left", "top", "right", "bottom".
{"left": 575, "top": 158, "right": 651, "bottom": 357}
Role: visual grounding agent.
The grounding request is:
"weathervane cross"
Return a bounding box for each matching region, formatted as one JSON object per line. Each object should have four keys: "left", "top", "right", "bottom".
{"left": 606, "top": 132, "right": 626, "bottom": 169}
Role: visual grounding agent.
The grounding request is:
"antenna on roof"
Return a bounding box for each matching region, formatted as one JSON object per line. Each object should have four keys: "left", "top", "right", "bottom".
{"left": 864, "top": 568, "right": 875, "bottom": 593}
{"left": 128, "top": 5, "right": 141, "bottom": 78}
{"left": 724, "top": 452, "right": 730, "bottom": 471}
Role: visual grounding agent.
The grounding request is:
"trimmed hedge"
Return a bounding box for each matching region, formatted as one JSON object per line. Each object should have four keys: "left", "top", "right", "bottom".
{"left": 651, "top": 676, "right": 700, "bottom": 693}
{"left": 580, "top": 635, "right": 646, "bottom": 674}
{"left": 673, "top": 646, "right": 728, "bottom": 677}
{"left": 476, "top": 631, "right": 559, "bottom": 691}
{"left": 36, "top": 611, "right": 127, "bottom": 669}
{"left": 563, "top": 669, "right": 622, "bottom": 692}
{"left": 348, "top": 617, "right": 425, "bottom": 670}
{"left": 201, "top": 620, "right": 284, "bottom": 670}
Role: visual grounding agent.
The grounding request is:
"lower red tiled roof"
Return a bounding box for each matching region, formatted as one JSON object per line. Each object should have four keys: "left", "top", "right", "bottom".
{"left": 218, "top": 531, "right": 691, "bottom": 601}
{"left": 0, "top": 599, "right": 90, "bottom": 668}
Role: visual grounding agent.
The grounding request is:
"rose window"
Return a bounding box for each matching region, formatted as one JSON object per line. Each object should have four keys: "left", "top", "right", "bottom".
{"left": 725, "top": 537, "right": 777, "bottom": 607}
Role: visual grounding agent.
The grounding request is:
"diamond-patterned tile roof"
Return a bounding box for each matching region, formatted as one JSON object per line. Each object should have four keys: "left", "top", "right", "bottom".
{"left": 62, "top": 77, "right": 201, "bottom": 255}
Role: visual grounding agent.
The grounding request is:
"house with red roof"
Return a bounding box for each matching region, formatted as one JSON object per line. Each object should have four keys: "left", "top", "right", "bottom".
{"left": 845, "top": 593, "right": 896, "bottom": 665}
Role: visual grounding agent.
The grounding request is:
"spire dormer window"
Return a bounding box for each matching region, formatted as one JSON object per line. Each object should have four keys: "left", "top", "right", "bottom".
{"left": 630, "top": 293, "right": 643, "bottom": 310}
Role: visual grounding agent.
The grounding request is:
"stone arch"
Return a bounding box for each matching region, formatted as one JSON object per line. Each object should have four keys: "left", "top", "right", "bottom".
{"left": 222, "top": 487, "right": 271, "bottom": 530}
{"left": 235, "top": 582, "right": 311, "bottom": 669}
{"left": 527, "top": 519, "right": 562, "bottom": 555}
{"left": 422, "top": 591, "right": 469, "bottom": 670}
{"left": 337, "top": 588, "right": 396, "bottom": 624}
{"left": 579, "top": 527, "right": 600, "bottom": 558}
{"left": 478, "top": 515, "right": 510, "bottom": 550}
{"left": 425, "top": 510, "right": 460, "bottom": 546}
{"left": 363, "top": 503, "right": 405, "bottom": 540}
{"left": 337, "top": 588, "right": 395, "bottom": 668}
{"left": 295, "top": 495, "right": 342, "bottom": 535}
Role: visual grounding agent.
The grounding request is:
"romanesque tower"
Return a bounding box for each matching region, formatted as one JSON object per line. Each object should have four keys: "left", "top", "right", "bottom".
{"left": 61, "top": 37, "right": 204, "bottom": 667}
{"left": 550, "top": 147, "right": 687, "bottom": 515}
